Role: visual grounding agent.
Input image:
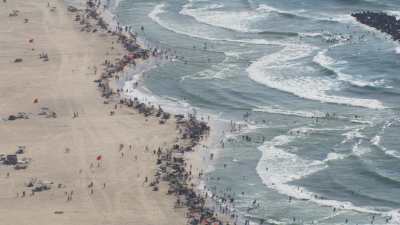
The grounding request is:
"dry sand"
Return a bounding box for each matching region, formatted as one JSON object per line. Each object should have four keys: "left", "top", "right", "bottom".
{"left": 0, "top": 0, "right": 189, "bottom": 224}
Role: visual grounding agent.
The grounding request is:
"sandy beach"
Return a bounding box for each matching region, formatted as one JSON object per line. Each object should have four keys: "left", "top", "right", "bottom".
{"left": 0, "top": 0, "right": 190, "bottom": 224}
{"left": 5, "top": 0, "right": 400, "bottom": 224}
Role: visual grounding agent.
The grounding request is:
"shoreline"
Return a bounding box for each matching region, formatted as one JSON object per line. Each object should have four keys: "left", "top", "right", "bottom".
{"left": 67, "top": 1, "right": 236, "bottom": 225}
{"left": 4, "top": 0, "right": 400, "bottom": 225}
{"left": 73, "top": 2, "right": 400, "bottom": 225}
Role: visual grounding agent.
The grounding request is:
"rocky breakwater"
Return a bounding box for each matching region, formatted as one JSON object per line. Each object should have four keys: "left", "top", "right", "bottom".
{"left": 352, "top": 11, "right": 400, "bottom": 41}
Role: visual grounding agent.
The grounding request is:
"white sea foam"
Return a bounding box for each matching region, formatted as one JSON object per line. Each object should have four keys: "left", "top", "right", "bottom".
{"left": 371, "top": 135, "right": 381, "bottom": 146}
{"left": 371, "top": 120, "right": 400, "bottom": 159}
{"left": 123, "top": 82, "right": 193, "bottom": 115}
{"left": 148, "top": 4, "right": 167, "bottom": 26}
{"left": 256, "top": 134, "right": 327, "bottom": 185}
{"left": 257, "top": 4, "right": 305, "bottom": 15}
{"left": 180, "top": 2, "right": 309, "bottom": 33}
{"left": 290, "top": 126, "right": 352, "bottom": 137}
{"left": 180, "top": 3, "right": 266, "bottom": 33}
{"left": 387, "top": 210, "right": 400, "bottom": 225}
{"left": 180, "top": 1, "right": 360, "bottom": 44}
{"left": 386, "top": 10, "right": 400, "bottom": 20}
{"left": 120, "top": 56, "right": 220, "bottom": 126}
{"left": 299, "top": 32, "right": 323, "bottom": 38}
{"left": 342, "top": 128, "right": 366, "bottom": 144}
{"left": 183, "top": 51, "right": 241, "bottom": 80}
{"left": 121, "top": 58, "right": 197, "bottom": 116}
{"left": 255, "top": 133, "right": 389, "bottom": 217}
{"left": 384, "top": 150, "right": 400, "bottom": 159}
{"left": 149, "top": 3, "right": 284, "bottom": 46}
{"left": 253, "top": 105, "right": 324, "bottom": 118}
{"left": 350, "top": 119, "right": 374, "bottom": 125}
{"left": 313, "top": 49, "right": 386, "bottom": 88}
{"left": 395, "top": 47, "right": 400, "bottom": 54}
{"left": 317, "top": 13, "right": 356, "bottom": 23}
{"left": 324, "top": 152, "right": 348, "bottom": 162}
{"left": 247, "top": 45, "right": 386, "bottom": 109}
{"left": 254, "top": 1, "right": 354, "bottom": 25}
{"left": 352, "top": 140, "right": 370, "bottom": 157}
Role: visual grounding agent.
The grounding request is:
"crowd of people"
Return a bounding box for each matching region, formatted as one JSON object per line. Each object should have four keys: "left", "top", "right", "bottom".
{"left": 77, "top": 1, "right": 237, "bottom": 224}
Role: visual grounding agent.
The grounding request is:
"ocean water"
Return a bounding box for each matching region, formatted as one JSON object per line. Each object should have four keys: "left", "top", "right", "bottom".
{"left": 66, "top": 0, "right": 400, "bottom": 224}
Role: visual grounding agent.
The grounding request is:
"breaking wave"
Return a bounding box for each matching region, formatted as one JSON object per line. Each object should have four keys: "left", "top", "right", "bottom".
{"left": 256, "top": 132, "right": 400, "bottom": 222}
{"left": 313, "top": 49, "right": 387, "bottom": 88}
{"left": 149, "top": 3, "right": 277, "bottom": 45}
{"left": 247, "top": 45, "right": 386, "bottom": 109}
{"left": 253, "top": 105, "right": 324, "bottom": 118}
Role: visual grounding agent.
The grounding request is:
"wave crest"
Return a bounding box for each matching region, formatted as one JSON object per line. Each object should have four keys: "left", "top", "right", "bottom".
{"left": 247, "top": 45, "right": 386, "bottom": 109}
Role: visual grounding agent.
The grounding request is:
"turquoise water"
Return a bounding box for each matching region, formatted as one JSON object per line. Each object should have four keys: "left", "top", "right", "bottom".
{"left": 70, "top": 0, "right": 400, "bottom": 224}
